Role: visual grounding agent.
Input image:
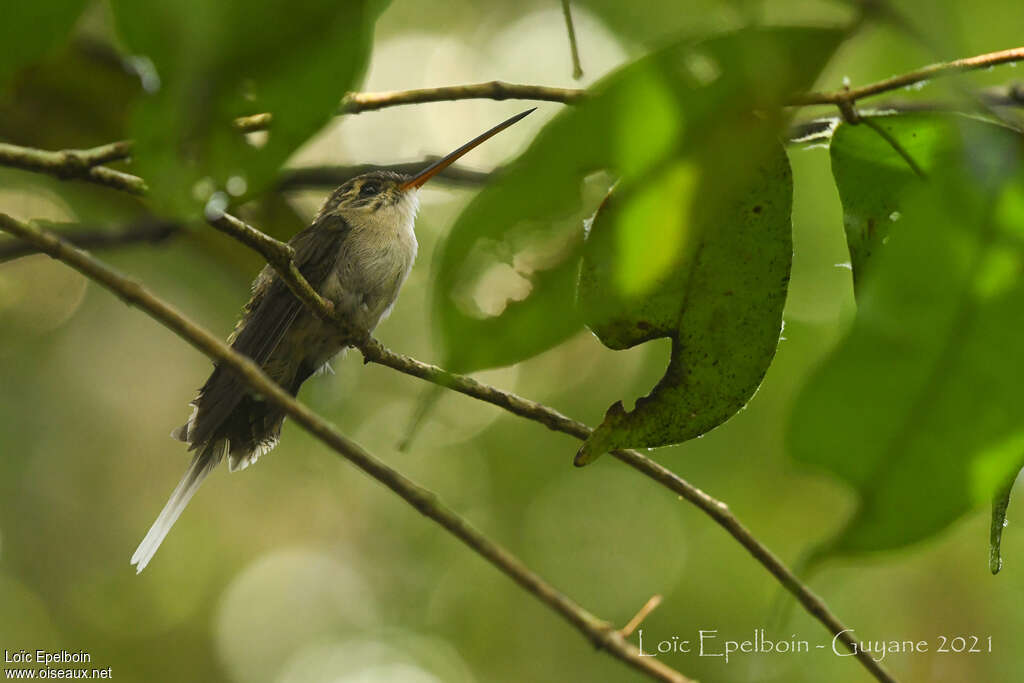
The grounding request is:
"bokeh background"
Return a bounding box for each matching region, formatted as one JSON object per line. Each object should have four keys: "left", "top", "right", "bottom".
{"left": 2, "top": 1, "right": 1024, "bottom": 681}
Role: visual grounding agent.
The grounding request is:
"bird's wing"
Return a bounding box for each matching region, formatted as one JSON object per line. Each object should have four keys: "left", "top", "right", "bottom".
{"left": 183, "top": 216, "right": 350, "bottom": 447}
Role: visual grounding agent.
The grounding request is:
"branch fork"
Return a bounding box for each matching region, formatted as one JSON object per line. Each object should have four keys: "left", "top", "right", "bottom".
{"left": 10, "top": 46, "right": 1017, "bottom": 682}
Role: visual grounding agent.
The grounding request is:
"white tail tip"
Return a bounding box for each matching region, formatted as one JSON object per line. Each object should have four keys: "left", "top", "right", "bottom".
{"left": 132, "top": 442, "right": 223, "bottom": 573}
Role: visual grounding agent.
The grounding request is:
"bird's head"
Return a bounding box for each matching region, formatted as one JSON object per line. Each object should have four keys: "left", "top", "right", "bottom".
{"left": 317, "top": 108, "right": 535, "bottom": 229}
{"left": 319, "top": 170, "right": 417, "bottom": 226}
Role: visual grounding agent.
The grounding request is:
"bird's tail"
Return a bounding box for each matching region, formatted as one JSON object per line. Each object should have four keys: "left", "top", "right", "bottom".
{"left": 131, "top": 440, "right": 225, "bottom": 573}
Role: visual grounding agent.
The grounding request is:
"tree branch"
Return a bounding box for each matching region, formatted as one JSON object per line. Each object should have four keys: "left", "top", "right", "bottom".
{"left": 0, "top": 213, "right": 692, "bottom": 683}
{"left": 3, "top": 47, "right": 1014, "bottom": 683}
{"left": 229, "top": 49, "right": 1024, "bottom": 133}
{"left": 791, "top": 47, "right": 1024, "bottom": 107}
{"left": 207, "top": 212, "right": 898, "bottom": 683}
{"left": 0, "top": 140, "right": 493, "bottom": 202}
{"left": 0, "top": 218, "right": 179, "bottom": 263}
{"left": 560, "top": 0, "right": 584, "bottom": 80}
{"left": 360, "top": 344, "right": 898, "bottom": 682}
{"left": 790, "top": 84, "right": 1024, "bottom": 143}
{"left": 343, "top": 81, "right": 587, "bottom": 111}
{"left": 234, "top": 81, "right": 586, "bottom": 132}
{"left": 6, "top": 69, "right": 1022, "bottom": 201}
{"left": 0, "top": 140, "right": 900, "bottom": 682}
{"left": 205, "top": 209, "right": 348, "bottom": 332}
{"left": 0, "top": 141, "right": 145, "bottom": 195}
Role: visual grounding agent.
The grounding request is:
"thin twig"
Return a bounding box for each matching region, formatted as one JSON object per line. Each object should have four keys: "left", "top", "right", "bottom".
{"left": 0, "top": 218, "right": 179, "bottom": 263}
{"left": 360, "top": 344, "right": 898, "bottom": 682}
{"left": 7, "top": 70, "right": 1023, "bottom": 195}
{"left": 0, "top": 213, "right": 693, "bottom": 683}
{"left": 1, "top": 141, "right": 495, "bottom": 200}
{"left": 0, "top": 141, "right": 145, "bottom": 194}
{"left": 621, "top": 595, "right": 662, "bottom": 638}
{"left": 560, "top": 0, "right": 584, "bottom": 80}
{"left": 1, "top": 140, "right": 898, "bottom": 683}
{"left": 205, "top": 210, "right": 347, "bottom": 331}
{"left": 204, "top": 212, "right": 898, "bottom": 683}
{"left": 230, "top": 50, "right": 1024, "bottom": 133}
{"left": 343, "top": 81, "right": 587, "bottom": 111}
{"left": 864, "top": 0, "right": 1024, "bottom": 132}
{"left": 792, "top": 47, "right": 1024, "bottom": 107}
{"left": 234, "top": 82, "right": 586, "bottom": 132}
{"left": 0, "top": 162, "right": 892, "bottom": 676}
{"left": 788, "top": 83, "right": 1024, "bottom": 143}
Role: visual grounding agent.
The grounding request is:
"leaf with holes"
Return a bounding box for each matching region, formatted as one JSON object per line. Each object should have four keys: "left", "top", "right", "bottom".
{"left": 790, "top": 120, "right": 1024, "bottom": 559}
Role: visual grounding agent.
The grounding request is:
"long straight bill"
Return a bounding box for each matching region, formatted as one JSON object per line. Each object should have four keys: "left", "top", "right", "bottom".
{"left": 398, "top": 108, "right": 535, "bottom": 190}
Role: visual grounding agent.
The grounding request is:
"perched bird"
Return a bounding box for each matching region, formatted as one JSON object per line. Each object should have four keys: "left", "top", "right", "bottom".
{"left": 132, "top": 109, "right": 533, "bottom": 572}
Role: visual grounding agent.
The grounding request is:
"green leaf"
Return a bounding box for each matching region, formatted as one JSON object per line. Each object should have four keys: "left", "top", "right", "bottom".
{"left": 0, "top": 1, "right": 87, "bottom": 93}
{"left": 432, "top": 26, "right": 844, "bottom": 375}
{"left": 789, "top": 118, "right": 1024, "bottom": 556}
{"left": 575, "top": 128, "right": 793, "bottom": 463}
{"left": 991, "top": 472, "right": 1017, "bottom": 575}
{"left": 108, "top": 0, "right": 387, "bottom": 217}
{"left": 830, "top": 112, "right": 993, "bottom": 289}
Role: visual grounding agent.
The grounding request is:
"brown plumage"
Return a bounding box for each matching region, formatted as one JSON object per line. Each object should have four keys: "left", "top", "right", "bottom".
{"left": 132, "top": 172, "right": 419, "bottom": 572}
{"left": 131, "top": 109, "right": 533, "bottom": 573}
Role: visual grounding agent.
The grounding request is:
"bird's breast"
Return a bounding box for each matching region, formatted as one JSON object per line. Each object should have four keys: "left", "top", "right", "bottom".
{"left": 323, "top": 205, "right": 418, "bottom": 332}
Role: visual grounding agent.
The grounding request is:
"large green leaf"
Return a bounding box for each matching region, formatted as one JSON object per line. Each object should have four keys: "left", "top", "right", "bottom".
{"left": 790, "top": 117, "right": 1024, "bottom": 556}
{"left": 108, "top": 0, "right": 386, "bottom": 217}
{"left": 575, "top": 126, "right": 792, "bottom": 464}
{"left": 830, "top": 113, "right": 991, "bottom": 290}
{"left": 0, "top": 1, "right": 87, "bottom": 93}
{"left": 432, "top": 26, "right": 844, "bottom": 375}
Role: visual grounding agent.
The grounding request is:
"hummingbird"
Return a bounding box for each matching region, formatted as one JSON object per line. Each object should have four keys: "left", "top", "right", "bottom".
{"left": 131, "top": 108, "right": 534, "bottom": 572}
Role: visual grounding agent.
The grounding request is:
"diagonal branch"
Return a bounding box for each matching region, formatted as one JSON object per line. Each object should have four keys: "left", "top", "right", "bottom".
{"left": 1, "top": 132, "right": 903, "bottom": 683}
{"left": 207, "top": 212, "right": 899, "bottom": 683}
{"left": 0, "top": 213, "right": 693, "bottom": 683}
{"left": 362, "top": 344, "right": 898, "bottom": 682}
{"left": 0, "top": 218, "right": 179, "bottom": 263}
{"left": 206, "top": 209, "right": 347, "bottom": 331}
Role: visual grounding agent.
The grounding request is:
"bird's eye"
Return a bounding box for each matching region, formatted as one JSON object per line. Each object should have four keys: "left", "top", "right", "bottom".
{"left": 360, "top": 182, "right": 381, "bottom": 197}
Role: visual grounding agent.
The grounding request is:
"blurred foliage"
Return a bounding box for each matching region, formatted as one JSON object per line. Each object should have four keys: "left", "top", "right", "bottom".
{"left": 108, "top": 0, "right": 387, "bottom": 216}
{"left": 828, "top": 113, "right": 998, "bottom": 290}
{"left": 3, "top": 1, "right": 1024, "bottom": 682}
{"left": 573, "top": 27, "right": 843, "bottom": 463}
{"left": 791, "top": 114, "right": 1024, "bottom": 559}
{"left": 0, "top": 1, "right": 88, "bottom": 92}
{"left": 577, "top": 134, "right": 792, "bottom": 464}
{"left": 433, "top": 27, "right": 841, "bottom": 376}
